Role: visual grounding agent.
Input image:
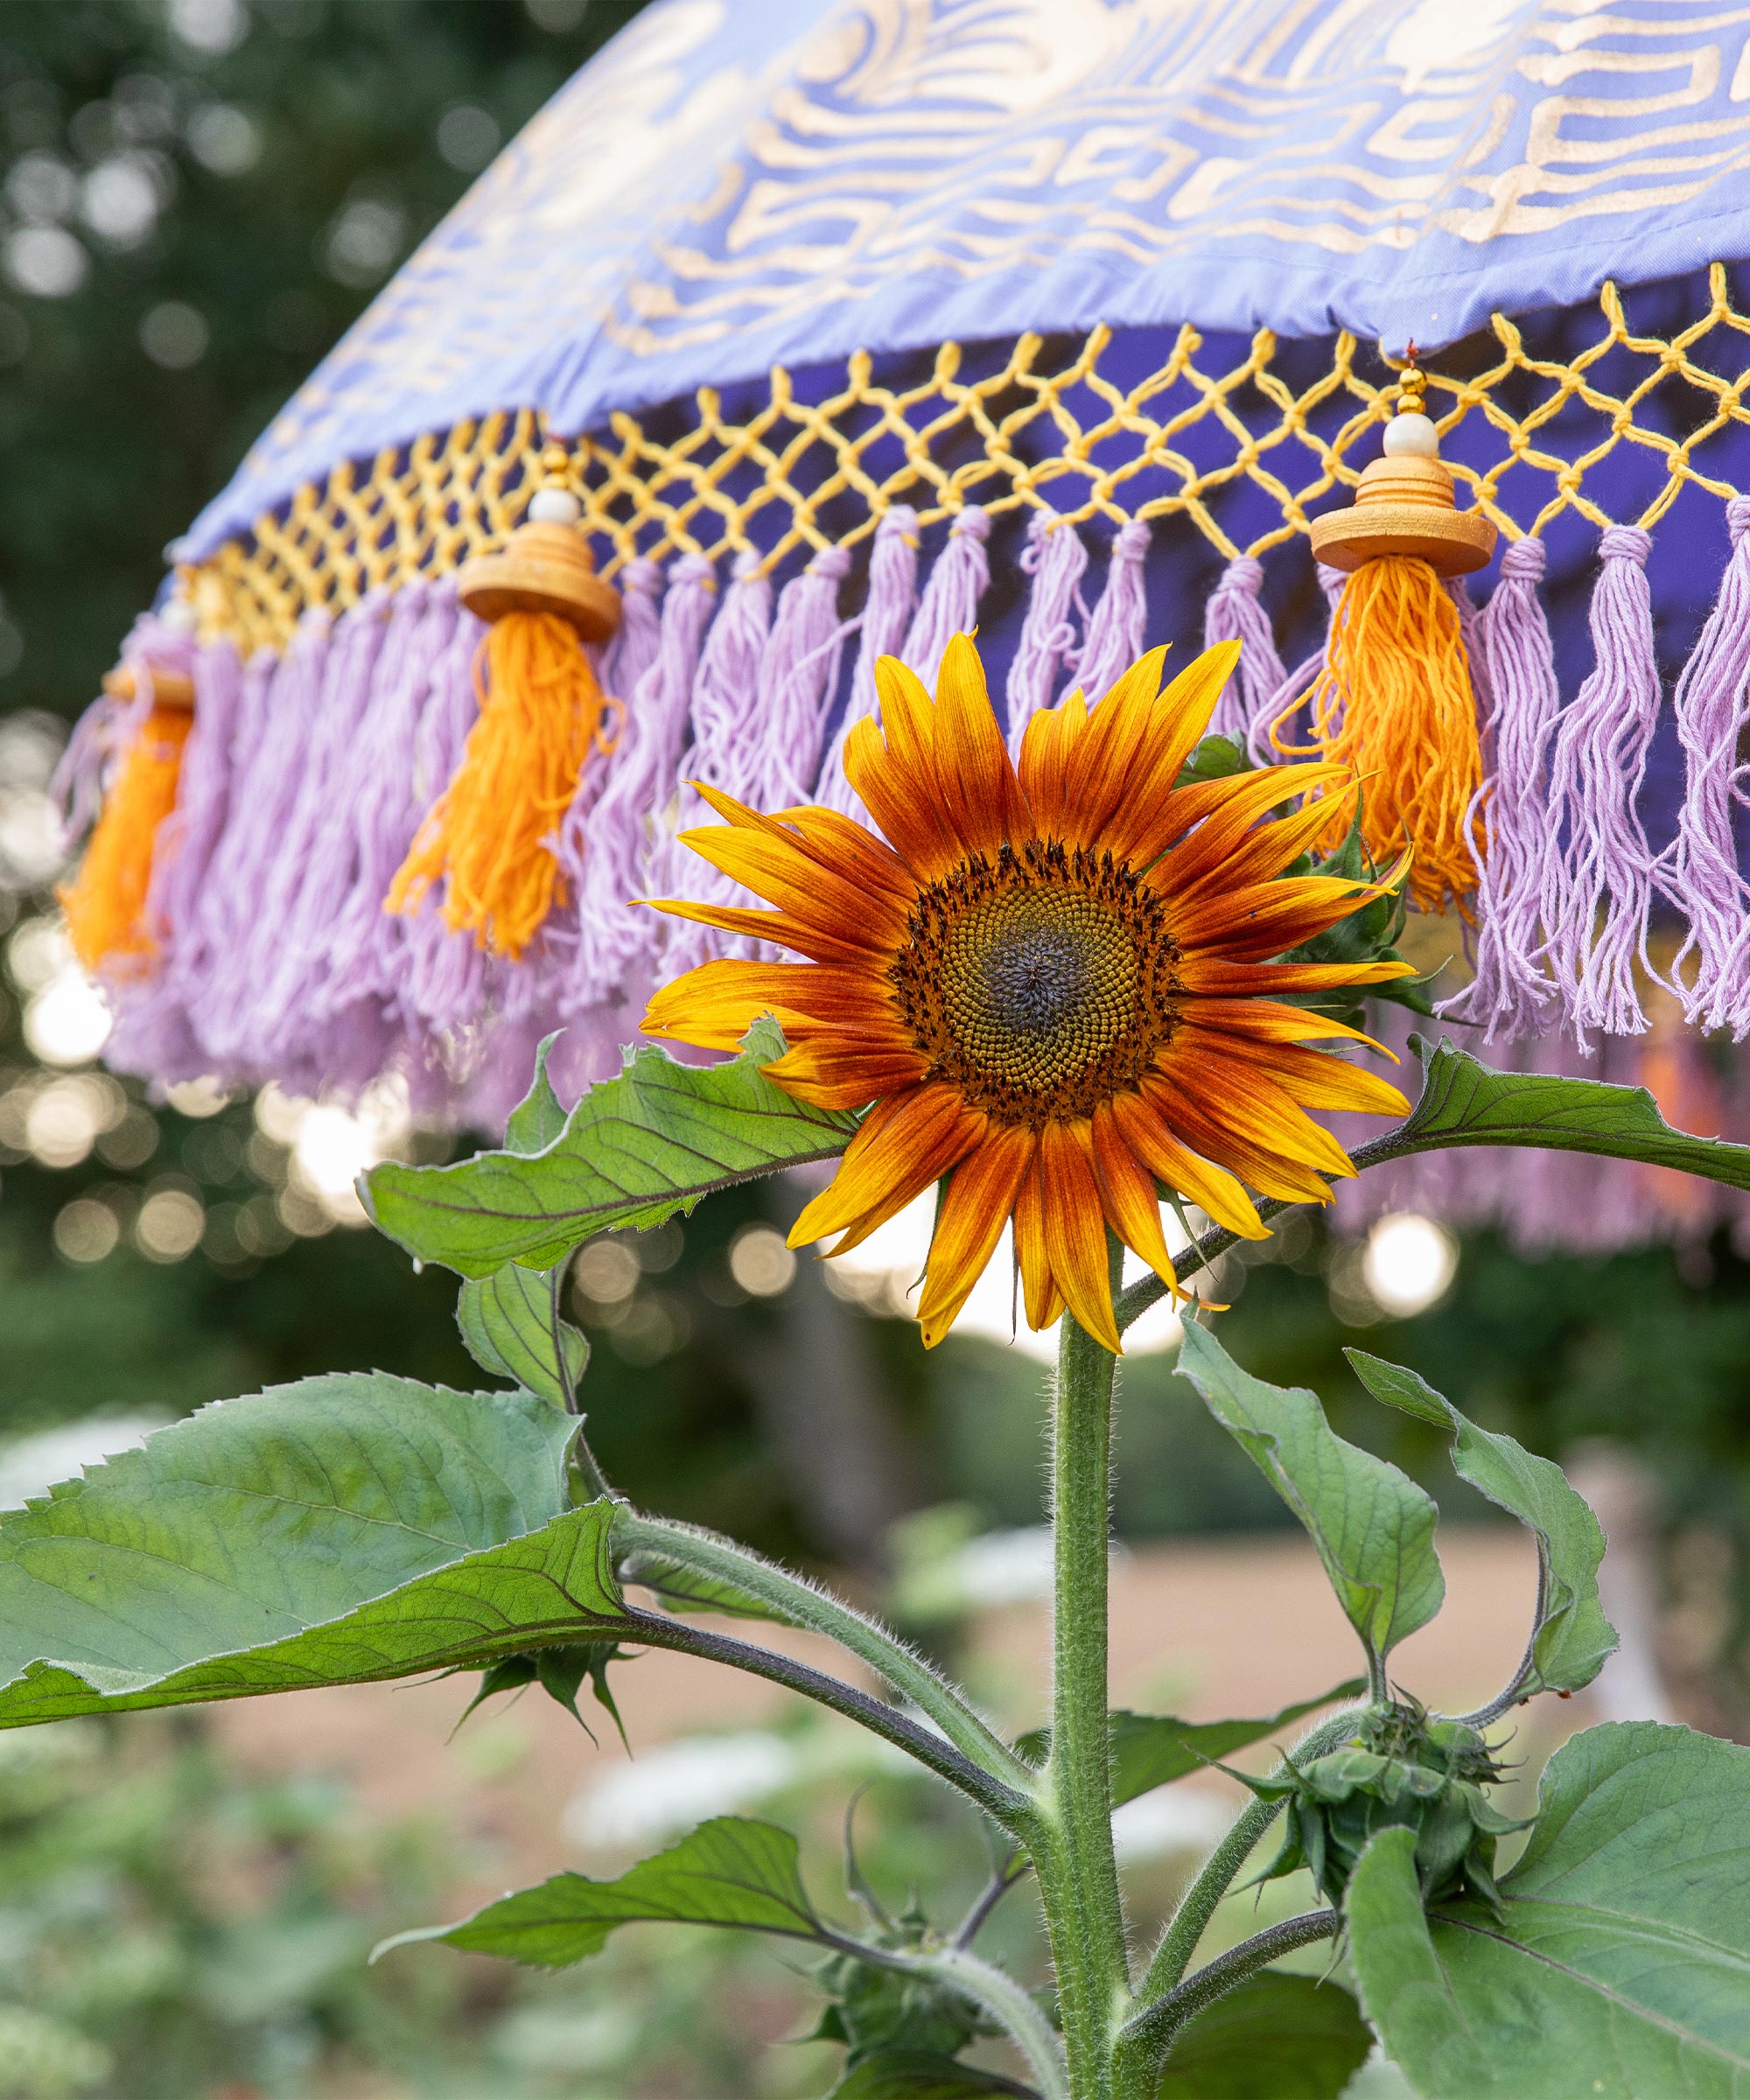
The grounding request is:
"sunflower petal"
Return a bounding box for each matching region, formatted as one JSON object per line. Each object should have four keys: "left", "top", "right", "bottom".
{"left": 933, "top": 633, "right": 1031, "bottom": 853}
{"left": 917, "top": 1124, "right": 1035, "bottom": 1347}
{"left": 1012, "top": 1149, "right": 1059, "bottom": 1332}
{"left": 1038, "top": 1121, "right": 1123, "bottom": 1354}
{"left": 789, "top": 1085, "right": 982, "bottom": 1249}
{"left": 1090, "top": 1105, "right": 1181, "bottom": 1295}
{"left": 1109, "top": 1087, "right": 1267, "bottom": 1240}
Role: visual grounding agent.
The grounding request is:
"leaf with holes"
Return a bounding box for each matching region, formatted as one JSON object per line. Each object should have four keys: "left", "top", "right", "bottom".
{"left": 364, "top": 1018, "right": 858, "bottom": 1278}
{"left": 1175, "top": 1321, "right": 1444, "bottom": 1674}
{"left": 1347, "top": 1351, "right": 1614, "bottom": 1700}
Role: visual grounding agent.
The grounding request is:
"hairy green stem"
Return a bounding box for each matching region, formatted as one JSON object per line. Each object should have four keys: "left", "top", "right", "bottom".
{"left": 1113, "top": 1911, "right": 1339, "bottom": 2074}
{"left": 1032, "top": 1300, "right": 1130, "bottom": 2100}
{"left": 618, "top": 1607, "right": 1026, "bottom": 1824}
{"left": 612, "top": 1508, "right": 1039, "bottom": 1807}
{"left": 891, "top": 1943, "right": 1070, "bottom": 2100}
{"left": 1133, "top": 1706, "right": 1363, "bottom": 2008}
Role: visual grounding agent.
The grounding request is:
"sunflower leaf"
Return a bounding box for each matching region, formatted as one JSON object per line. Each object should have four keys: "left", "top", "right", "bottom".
{"left": 457, "top": 1264, "right": 587, "bottom": 1410}
{"left": 827, "top": 2054, "right": 1035, "bottom": 2098}
{"left": 1346, "top": 1350, "right": 1614, "bottom": 1699}
{"left": 0, "top": 1375, "right": 619, "bottom": 1729}
{"left": 375, "top": 1816, "right": 832, "bottom": 1967}
{"left": 1385, "top": 1034, "right": 1750, "bottom": 1186}
{"left": 363, "top": 1018, "right": 858, "bottom": 1278}
{"left": 1014, "top": 1684, "right": 1366, "bottom": 1806}
{"left": 1155, "top": 1974, "right": 1372, "bottom": 2097}
{"left": 1344, "top": 1723, "right": 1750, "bottom": 2099}
{"left": 1174, "top": 1322, "right": 1444, "bottom": 1673}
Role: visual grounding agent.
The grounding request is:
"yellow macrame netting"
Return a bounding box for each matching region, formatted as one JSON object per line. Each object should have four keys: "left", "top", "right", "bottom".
{"left": 186, "top": 266, "right": 1750, "bottom": 654}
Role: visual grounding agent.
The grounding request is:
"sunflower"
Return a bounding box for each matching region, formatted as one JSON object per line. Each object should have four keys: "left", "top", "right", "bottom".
{"left": 643, "top": 634, "right": 1411, "bottom": 1354}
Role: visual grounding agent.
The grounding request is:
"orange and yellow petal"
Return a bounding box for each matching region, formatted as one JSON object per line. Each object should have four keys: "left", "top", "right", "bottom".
{"left": 1089, "top": 1105, "right": 1181, "bottom": 1297}
{"left": 1108, "top": 1087, "right": 1268, "bottom": 1241}
{"left": 789, "top": 1084, "right": 984, "bottom": 1250}
{"left": 1037, "top": 1120, "right": 1122, "bottom": 1353}
{"left": 917, "top": 1124, "right": 1036, "bottom": 1347}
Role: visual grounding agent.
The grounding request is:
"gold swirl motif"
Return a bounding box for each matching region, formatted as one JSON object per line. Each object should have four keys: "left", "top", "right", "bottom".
{"left": 226, "top": 0, "right": 1750, "bottom": 514}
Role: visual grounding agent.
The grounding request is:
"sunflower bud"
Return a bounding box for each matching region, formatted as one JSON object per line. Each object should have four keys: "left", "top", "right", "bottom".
{"left": 1249, "top": 1702, "right": 1528, "bottom": 1918}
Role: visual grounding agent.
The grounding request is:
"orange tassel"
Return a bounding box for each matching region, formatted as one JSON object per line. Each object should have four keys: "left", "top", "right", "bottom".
{"left": 1278, "top": 556, "right": 1485, "bottom": 914}
{"left": 1293, "top": 357, "right": 1497, "bottom": 917}
{"left": 388, "top": 608, "right": 613, "bottom": 957}
{"left": 59, "top": 699, "right": 192, "bottom": 976}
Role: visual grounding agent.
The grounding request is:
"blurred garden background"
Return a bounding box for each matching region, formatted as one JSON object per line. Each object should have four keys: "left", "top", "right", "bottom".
{"left": 3, "top": 4, "right": 1749, "bottom": 2096}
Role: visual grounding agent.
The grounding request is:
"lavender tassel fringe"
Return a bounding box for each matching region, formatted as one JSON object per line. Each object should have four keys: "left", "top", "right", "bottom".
{"left": 1542, "top": 525, "right": 1663, "bottom": 1044}
{"left": 1203, "top": 555, "right": 1286, "bottom": 744}
{"left": 818, "top": 506, "right": 920, "bottom": 818}
{"left": 1439, "top": 537, "right": 1560, "bottom": 1040}
{"left": 1667, "top": 494, "right": 1750, "bottom": 1036}
{"left": 1072, "top": 520, "right": 1151, "bottom": 705}
{"left": 1005, "top": 509, "right": 1087, "bottom": 753}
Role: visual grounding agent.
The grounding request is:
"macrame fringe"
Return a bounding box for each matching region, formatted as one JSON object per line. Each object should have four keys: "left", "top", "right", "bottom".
{"left": 1668, "top": 494, "right": 1750, "bottom": 1037}
{"left": 1204, "top": 555, "right": 1286, "bottom": 745}
{"left": 1438, "top": 537, "right": 1561, "bottom": 1040}
{"left": 899, "top": 506, "right": 990, "bottom": 691}
{"left": 572, "top": 553, "right": 716, "bottom": 1006}
{"left": 1005, "top": 509, "right": 1087, "bottom": 754}
{"left": 818, "top": 506, "right": 920, "bottom": 818}
{"left": 753, "top": 543, "right": 852, "bottom": 813}
{"left": 1071, "top": 520, "right": 1150, "bottom": 704}
{"left": 655, "top": 550, "right": 774, "bottom": 976}
{"left": 1542, "top": 525, "right": 1663, "bottom": 1044}
{"left": 1275, "top": 555, "right": 1485, "bottom": 914}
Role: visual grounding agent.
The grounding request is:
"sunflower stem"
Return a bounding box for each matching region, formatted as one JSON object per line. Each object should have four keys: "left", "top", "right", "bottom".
{"left": 611, "top": 1508, "right": 1039, "bottom": 1812}
{"left": 1032, "top": 1283, "right": 1130, "bottom": 2100}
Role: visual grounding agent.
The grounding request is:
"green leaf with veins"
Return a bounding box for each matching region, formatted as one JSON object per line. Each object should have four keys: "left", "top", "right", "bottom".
{"left": 377, "top": 1816, "right": 833, "bottom": 1967}
{"left": 0, "top": 1372, "right": 579, "bottom": 1726}
{"left": 1175, "top": 1322, "right": 1444, "bottom": 1674}
{"left": 457, "top": 1263, "right": 587, "bottom": 1410}
{"left": 1345, "top": 1723, "right": 1750, "bottom": 2099}
{"left": 454, "top": 1036, "right": 591, "bottom": 1408}
{"left": 363, "top": 1017, "right": 858, "bottom": 1278}
{"left": 0, "top": 1498, "right": 631, "bottom": 1729}
{"left": 1346, "top": 1351, "right": 1614, "bottom": 1700}
{"left": 504, "top": 1031, "right": 570, "bottom": 1153}
{"left": 1015, "top": 1684, "right": 1366, "bottom": 1805}
{"left": 1382, "top": 1034, "right": 1750, "bottom": 1187}
{"left": 1156, "top": 1974, "right": 1372, "bottom": 2098}
{"left": 828, "top": 2054, "right": 1034, "bottom": 2098}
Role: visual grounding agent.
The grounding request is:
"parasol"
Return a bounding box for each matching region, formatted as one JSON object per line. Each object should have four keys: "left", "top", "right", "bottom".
{"left": 55, "top": 0, "right": 1750, "bottom": 1255}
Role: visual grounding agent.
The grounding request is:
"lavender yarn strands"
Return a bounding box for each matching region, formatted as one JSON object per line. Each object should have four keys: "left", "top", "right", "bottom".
{"left": 1204, "top": 555, "right": 1286, "bottom": 743}
{"left": 1250, "top": 563, "right": 1346, "bottom": 766}
{"left": 818, "top": 507, "right": 920, "bottom": 817}
{"left": 752, "top": 544, "right": 852, "bottom": 813}
{"left": 1667, "top": 495, "right": 1750, "bottom": 1034}
{"left": 654, "top": 550, "right": 774, "bottom": 975}
{"left": 317, "top": 579, "right": 458, "bottom": 1018}
{"left": 188, "top": 613, "right": 332, "bottom": 1079}
{"left": 900, "top": 507, "right": 990, "bottom": 690}
{"left": 574, "top": 554, "right": 716, "bottom": 1007}
{"left": 1440, "top": 537, "right": 1560, "bottom": 1039}
{"left": 1005, "top": 510, "right": 1088, "bottom": 754}
{"left": 1073, "top": 520, "right": 1151, "bottom": 704}
{"left": 1542, "top": 525, "right": 1663, "bottom": 1042}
